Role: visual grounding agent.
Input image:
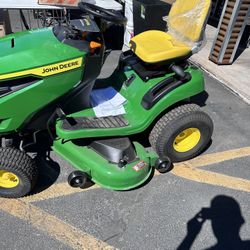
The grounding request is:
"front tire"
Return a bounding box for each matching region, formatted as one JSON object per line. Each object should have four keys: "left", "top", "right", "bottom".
{"left": 149, "top": 104, "right": 213, "bottom": 162}
{"left": 0, "top": 147, "right": 38, "bottom": 198}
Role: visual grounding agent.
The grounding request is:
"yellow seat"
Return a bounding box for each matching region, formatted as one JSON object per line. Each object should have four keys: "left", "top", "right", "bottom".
{"left": 130, "top": 31, "right": 191, "bottom": 63}
{"left": 130, "top": 0, "right": 211, "bottom": 63}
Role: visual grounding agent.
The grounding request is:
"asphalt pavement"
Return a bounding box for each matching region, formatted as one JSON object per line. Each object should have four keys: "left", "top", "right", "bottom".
{"left": 0, "top": 51, "right": 250, "bottom": 250}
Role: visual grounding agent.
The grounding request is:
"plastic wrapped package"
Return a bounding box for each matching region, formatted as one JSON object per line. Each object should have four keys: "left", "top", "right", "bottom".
{"left": 163, "top": 0, "right": 211, "bottom": 52}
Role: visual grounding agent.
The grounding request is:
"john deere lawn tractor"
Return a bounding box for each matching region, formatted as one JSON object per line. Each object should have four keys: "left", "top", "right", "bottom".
{"left": 0, "top": 0, "right": 213, "bottom": 198}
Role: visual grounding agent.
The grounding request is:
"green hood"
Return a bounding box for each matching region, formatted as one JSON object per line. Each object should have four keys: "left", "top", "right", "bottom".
{"left": 0, "top": 28, "right": 84, "bottom": 76}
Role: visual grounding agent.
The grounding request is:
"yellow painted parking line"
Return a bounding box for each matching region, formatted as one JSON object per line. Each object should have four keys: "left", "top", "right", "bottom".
{"left": 23, "top": 182, "right": 99, "bottom": 203}
{"left": 24, "top": 147, "right": 250, "bottom": 203}
{"left": 185, "top": 147, "right": 250, "bottom": 168}
{"left": 0, "top": 147, "right": 250, "bottom": 250}
{"left": 171, "top": 146, "right": 250, "bottom": 192}
{"left": 0, "top": 198, "right": 115, "bottom": 250}
{"left": 172, "top": 164, "right": 250, "bottom": 193}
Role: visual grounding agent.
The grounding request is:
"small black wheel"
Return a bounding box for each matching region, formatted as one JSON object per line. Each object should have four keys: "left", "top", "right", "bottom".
{"left": 149, "top": 104, "right": 213, "bottom": 162}
{"left": 155, "top": 157, "right": 172, "bottom": 173}
{"left": 68, "top": 171, "right": 89, "bottom": 189}
{"left": 0, "top": 147, "right": 38, "bottom": 198}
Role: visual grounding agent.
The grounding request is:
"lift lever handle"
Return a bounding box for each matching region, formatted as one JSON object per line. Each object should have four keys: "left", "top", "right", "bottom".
{"left": 170, "top": 65, "right": 186, "bottom": 80}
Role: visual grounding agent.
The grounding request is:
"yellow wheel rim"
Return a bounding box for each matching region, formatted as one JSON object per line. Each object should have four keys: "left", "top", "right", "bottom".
{"left": 173, "top": 128, "right": 201, "bottom": 153}
{"left": 0, "top": 170, "right": 19, "bottom": 188}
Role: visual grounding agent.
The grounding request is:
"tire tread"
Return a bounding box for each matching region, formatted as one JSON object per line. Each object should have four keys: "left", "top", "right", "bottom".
{"left": 0, "top": 147, "right": 38, "bottom": 198}
{"left": 149, "top": 104, "right": 213, "bottom": 162}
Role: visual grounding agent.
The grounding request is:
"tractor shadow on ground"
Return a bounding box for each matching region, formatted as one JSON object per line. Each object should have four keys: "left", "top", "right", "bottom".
{"left": 177, "top": 195, "right": 250, "bottom": 250}
{"left": 30, "top": 153, "right": 61, "bottom": 195}
{"left": 190, "top": 91, "right": 209, "bottom": 107}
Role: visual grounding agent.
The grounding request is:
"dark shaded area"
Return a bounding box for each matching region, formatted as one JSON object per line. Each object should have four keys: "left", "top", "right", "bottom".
{"left": 190, "top": 91, "right": 209, "bottom": 107}
{"left": 233, "top": 25, "right": 250, "bottom": 62}
{"left": 133, "top": 0, "right": 171, "bottom": 35}
{"left": 70, "top": 8, "right": 125, "bottom": 50}
{"left": 177, "top": 195, "right": 250, "bottom": 250}
{"left": 103, "top": 24, "right": 125, "bottom": 50}
{"left": 30, "top": 154, "right": 60, "bottom": 195}
{"left": 208, "top": 0, "right": 225, "bottom": 28}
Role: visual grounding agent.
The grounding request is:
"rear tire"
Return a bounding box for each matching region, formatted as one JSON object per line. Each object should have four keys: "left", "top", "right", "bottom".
{"left": 149, "top": 104, "right": 213, "bottom": 162}
{"left": 0, "top": 147, "right": 38, "bottom": 198}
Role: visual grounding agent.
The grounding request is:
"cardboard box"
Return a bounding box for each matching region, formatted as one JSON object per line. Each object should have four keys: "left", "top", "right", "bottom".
{"left": 38, "top": 0, "right": 79, "bottom": 7}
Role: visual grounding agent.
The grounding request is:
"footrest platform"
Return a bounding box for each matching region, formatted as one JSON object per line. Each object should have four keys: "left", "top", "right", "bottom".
{"left": 61, "top": 115, "right": 129, "bottom": 130}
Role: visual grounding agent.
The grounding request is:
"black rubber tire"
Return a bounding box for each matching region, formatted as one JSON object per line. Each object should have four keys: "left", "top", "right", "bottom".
{"left": 0, "top": 147, "right": 38, "bottom": 198}
{"left": 68, "top": 171, "right": 89, "bottom": 189}
{"left": 149, "top": 104, "right": 213, "bottom": 162}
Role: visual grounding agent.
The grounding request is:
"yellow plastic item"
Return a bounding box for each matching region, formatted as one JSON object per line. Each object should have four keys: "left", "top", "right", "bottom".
{"left": 0, "top": 170, "right": 19, "bottom": 188}
{"left": 167, "top": 0, "right": 211, "bottom": 45}
{"left": 130, "top": 31, "right": 191, "bottom": 63}
{"left": 173, "top": 128, "right": 201, "bottom": 153}
{"left": 130, "top": 0, "right": 211, "bottom": 63}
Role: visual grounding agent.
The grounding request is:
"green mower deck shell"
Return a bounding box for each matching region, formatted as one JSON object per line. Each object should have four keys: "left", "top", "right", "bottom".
{"left": 53, "top": 139, "right": 157, "bottom": 190}
{"left": 56, "top": 66, "right": 205, "bottom": 140}
{"left": 0, "top": 28, "right": 86, "bottom": 133}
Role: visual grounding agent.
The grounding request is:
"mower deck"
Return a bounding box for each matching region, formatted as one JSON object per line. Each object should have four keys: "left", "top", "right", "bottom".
{"left": 53, "top": 139, "right": 157, "bottom": 190}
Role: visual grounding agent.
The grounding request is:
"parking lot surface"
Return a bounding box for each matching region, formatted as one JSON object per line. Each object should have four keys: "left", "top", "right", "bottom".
{"left": 0, "top": 52, "right": 250, "bottom": 250}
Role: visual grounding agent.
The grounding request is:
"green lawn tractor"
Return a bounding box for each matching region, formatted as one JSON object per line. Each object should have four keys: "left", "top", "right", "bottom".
{"left": 0, "top": 0, "right": 213, "bottom": 198}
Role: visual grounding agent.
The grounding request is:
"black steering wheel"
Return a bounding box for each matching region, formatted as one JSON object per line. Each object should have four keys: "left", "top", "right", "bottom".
{"left": 78, "top": 2, "right": 127, "bottom": 25}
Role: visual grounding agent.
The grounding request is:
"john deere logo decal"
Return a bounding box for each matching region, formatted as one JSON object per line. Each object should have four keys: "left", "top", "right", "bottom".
{"left": 0, "top": 58, "right": 83, "bottom": 80}
{"left": 42, "top": 60, "right": 80, "bottom": 74}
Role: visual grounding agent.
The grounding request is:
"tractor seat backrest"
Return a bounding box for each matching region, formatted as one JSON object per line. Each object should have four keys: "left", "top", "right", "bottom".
{"left": 167, "top": 0, "right": 211, "bottom": 47}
